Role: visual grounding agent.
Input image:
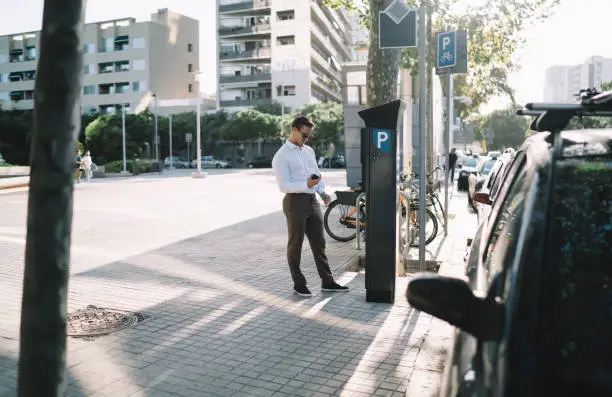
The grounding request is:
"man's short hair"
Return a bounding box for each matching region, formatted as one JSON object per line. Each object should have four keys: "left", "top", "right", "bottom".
{"left": 292, "top": 116, "right": 314, "bottom": 131}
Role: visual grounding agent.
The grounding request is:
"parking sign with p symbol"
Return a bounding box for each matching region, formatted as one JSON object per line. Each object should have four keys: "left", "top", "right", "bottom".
{"left": 373, "top": 129, "right": 391, "bottom": 153}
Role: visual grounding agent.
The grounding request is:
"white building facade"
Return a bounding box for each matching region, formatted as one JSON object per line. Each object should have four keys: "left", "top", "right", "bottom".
{"left": 544, "top": 56, "right": 612, "bottom": 103}
{"left": 217, "top": 0, "right": 354, "bottom": 113}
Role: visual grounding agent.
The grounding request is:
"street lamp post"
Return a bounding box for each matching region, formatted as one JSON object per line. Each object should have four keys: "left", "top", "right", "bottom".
{"left": 192, "top": 72, "right": 207, "bottom": 178}
{"left": 169, "top": 114, "right": 173, "bottom": 170}
{"left": 121, "top": 104, "right": 128, "bottom": 174}
{"left": 153, "top": 94, "right": 159, "bottom": 163}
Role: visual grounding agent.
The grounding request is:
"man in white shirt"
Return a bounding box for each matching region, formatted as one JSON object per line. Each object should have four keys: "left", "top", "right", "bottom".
{"left": 272, "top": 116, "right": 349, "bottom": 297}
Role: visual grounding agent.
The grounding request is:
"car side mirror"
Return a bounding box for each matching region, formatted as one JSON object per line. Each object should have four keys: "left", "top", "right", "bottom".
{"left": 406, "top": 274, "right": 504, "bottom": 341}
{"left": 473, "top": 191, "right": 492, "bottom": 205}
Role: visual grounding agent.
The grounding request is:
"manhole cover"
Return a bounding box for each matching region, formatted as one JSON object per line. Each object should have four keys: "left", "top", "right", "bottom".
{"left": 67, "top": 305, "right": 142, "bottom": 338}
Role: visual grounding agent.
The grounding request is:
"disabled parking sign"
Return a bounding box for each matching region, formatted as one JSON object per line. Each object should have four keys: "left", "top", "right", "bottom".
{"left": 373, "top": 129, "right": 392, "bottom": 153}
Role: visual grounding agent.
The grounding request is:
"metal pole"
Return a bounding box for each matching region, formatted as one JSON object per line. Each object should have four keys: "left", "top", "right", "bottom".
{"left": 280, "top": 84, "right": 284, "bottom": 116}
{"left": 443, "top": 74, "right": 453, "bottom": 236}
{"left": 418, "top": 6, "right": 427, "bottom": 272}
{"left": 355, "top": 192, "right": 366, "bottom": 250}
{"left": 192, "top": 75, "right": 206, "bottom": 178}
{"left": 154, "top": 95, "right": 159, "bottom": 162}
{"left": 169, "top": 114, "right": 173, "bottom": 170}
{"left": 122, "top": 105, "right": 127, "bottom": 173}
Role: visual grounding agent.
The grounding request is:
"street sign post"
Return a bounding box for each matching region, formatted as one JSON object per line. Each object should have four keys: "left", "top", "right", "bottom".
{"left": 379, "top": 0, "right": 417, "bottom": 49}
{"left": 436, "top": 29, "right": 469, "bottom": 235}
{"left": 437, "top": 31, "right": 456, "bottom": 69}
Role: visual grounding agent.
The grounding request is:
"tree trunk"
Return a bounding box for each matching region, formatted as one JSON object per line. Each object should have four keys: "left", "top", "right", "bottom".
{"left": 367, "top": 0, "right": 402, "bottom": 107}
{"left": 18, "top": 0, "right": 85, "bottom": 396}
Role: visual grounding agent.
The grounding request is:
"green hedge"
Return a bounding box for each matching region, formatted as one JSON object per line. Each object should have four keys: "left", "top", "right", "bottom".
{"left": 104, "top": 160, "right": 155, "bottom": 175}
{"left": 0, "top": 163, "right": 13, "bottom": 167}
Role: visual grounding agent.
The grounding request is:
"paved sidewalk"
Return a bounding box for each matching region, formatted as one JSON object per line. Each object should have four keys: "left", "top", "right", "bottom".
{"left": 0, "top": 173, "right": 477, "bottom": 397}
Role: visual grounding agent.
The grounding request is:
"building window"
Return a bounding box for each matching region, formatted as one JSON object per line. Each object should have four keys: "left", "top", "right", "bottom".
{"left": 277, "top": 10, "right": 295, "bottom": 21}
{"left": 83, "top": 85, "right": 96, "bottom": 95}
{"left": 103, "top": 37, "right": 114, "bottom": 52}
{"left": 188, "top": 64, "right": 193, "bottom": 73}
{"left": 83, "top": 43, "right": 96, "bottom": 54}
{"left": 133, "top": 81, "right": 147, "bottom": 92}
{"left": 132, "top": 37, "right": 146, "bottom": 49}
{"left": 115, "top": 82, "right": 131, "bottom": 94}
{"left": 114, "top": 36, "right": 129, "bottom": 51}
{"left": 0, "top": 92, "right": 10, "bottom": 101}
{"left": 0, "top": 73, "right": 7, "bottom": 83}
{"left": 278, "top": 85, "right": 296, "bottom": 96}
{"left": 25, "top": 46, "right": 36, "bottom": 61}
{"left": 188, "top": 43, "right": 193, "bottom": 52}
{"left": 84, "top": 64, "right": 96, "bottom": 75}
{"left": 0, "top": 54, "right": 7, "bottom": 64}
{"left": 133, "top": 59, "right": 145, "bottom": 70}
{"left": 277, "top": 35, "right": 295, "bottom": 46}
{"left": 115, "top": 61, "right": 130, "bottom": 72}
{"left": 188, "top": 84, "right": 193, "bottom": 93}
{"left": 98, "top": 62, "right": 114, "bottom": 74}
{"left": 98, "top": 83, "right": 115, "bottom": 95}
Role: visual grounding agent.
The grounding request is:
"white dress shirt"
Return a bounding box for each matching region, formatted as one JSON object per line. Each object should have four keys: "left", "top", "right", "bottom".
{"left": 272, "top": 141, "right": 325, "bottom": 195}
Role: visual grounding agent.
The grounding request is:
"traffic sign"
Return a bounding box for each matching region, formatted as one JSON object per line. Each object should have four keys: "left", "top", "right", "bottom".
{"left": 437, "top": 31, "right": 456, "bottom": 69}
{"left": 185, "top": 133, "right": 192, "bottom": 143}
{"left": 373, "top": 129, "right": 392, "bottom": 153}
{"left": 379, "top": 0, "right": 417, "bottom": 49}
{"left": 435, "top": 30, "right": 468, "bottom": 75}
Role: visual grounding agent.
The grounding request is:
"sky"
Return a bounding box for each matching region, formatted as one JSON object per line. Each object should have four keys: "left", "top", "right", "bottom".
{"left": 0, "top": 0, "right": 609, "bottom": 111}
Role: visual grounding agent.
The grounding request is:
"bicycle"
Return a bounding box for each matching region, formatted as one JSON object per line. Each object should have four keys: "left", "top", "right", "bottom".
{"left": 323, "top": 181, "right": 438, "bottom": 247}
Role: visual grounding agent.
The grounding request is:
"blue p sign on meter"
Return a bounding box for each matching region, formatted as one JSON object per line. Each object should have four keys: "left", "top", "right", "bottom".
{"left": 437, "top": 31, "right": 456, "bottom": 69}
{"left": 373, "top": 129, "right": 391, "bottom": 153}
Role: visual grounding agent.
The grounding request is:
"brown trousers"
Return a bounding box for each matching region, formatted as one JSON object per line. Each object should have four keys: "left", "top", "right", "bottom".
{"left": 282, "top": 193, "right": 334, "bottom": 288}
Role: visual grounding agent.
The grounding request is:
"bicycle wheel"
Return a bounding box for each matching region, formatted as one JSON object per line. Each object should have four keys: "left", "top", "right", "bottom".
{"left": 323, "top": 200, "right": 365, "bottom": 242}
{"left": 407, "top": 206, "right": 438, "bottom": 247}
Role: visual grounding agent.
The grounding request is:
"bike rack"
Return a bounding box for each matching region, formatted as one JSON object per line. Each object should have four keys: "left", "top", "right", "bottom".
{"left": 354, "top": 192, "right": 366, "bottom": 250}
{"left": 399, "top": 190, "right": 412, "bottom": 255}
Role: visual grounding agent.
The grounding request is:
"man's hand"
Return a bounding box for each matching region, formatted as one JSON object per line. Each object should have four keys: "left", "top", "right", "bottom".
{"left": 307, "top": 175, "right": 320, "bottom": 188}
{"left": 321, "top": 193, "right": 331, "bottom": 205}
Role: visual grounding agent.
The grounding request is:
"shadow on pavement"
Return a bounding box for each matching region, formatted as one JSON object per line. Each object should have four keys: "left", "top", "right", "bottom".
{"left": 57, "top": 211, "right": 428, "bottom": 396}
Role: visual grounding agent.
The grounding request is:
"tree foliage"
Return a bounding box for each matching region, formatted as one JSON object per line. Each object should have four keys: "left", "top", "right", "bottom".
{"left": 475, "top": 107, "right": 530, "bottom": 150}
{"left": 220, "top": 109, "right": 280, "bottom": 142}
{"left": 324, "top": 0, "right": 560, "bottom": 114}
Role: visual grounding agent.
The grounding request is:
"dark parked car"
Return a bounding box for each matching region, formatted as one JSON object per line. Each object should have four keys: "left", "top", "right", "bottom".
{"left": 407, "top": 90, "right": 612, "bottom": 397}
{"left": 467, "top": 156, "right": 496, "bottom": 208}
{"left": 247, "top": 156, "right": 272, "bottom": 168}
{"left": 457, "top": 155, "right": 479, "bottom": 191}
{"left": 319, "top": 154, "right": 345, "bottom": 168}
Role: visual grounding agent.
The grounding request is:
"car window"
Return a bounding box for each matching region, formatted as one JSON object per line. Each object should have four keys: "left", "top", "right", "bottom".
{"left": 464, "top": 157, "right": 479, "bottom": 167}
{"left": 483, "top": 166, "right": 528, "bottom": 283}
{"left": 548, "top": 156, "right": 612, "bottom": 392}
{"left": 481, "top": 159, "right": 497, "bottom": 175}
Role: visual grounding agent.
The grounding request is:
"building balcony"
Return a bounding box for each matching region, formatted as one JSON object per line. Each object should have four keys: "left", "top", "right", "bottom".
{"left": 219, "top": 0, "right": 271, "bottom": 14}
{"left": 310, "top": 0, "right": 352, "bottom": 60}
{"left": 311, "top": 49, "right": 342, "bottom": 82}
{"left": 219, "top": 48, "right": 271, "bottom": 62}
{"left": 311, "top": 72, "right": 342, "bottom": 101}
{"left": 220, "top": 98, "right": 271, "bottom": 107}
{"left": 219, "top": 23, "right": 271, "bottom": 38}
{"left": 219, "top": 73, "right": 272, "bottom": 84}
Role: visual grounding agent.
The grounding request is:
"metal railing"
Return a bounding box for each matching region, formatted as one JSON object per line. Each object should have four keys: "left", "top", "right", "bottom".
{"left": 220, "top": 98, "right": 272, "bottom": 107}
{"left": 219, "top": 23, "right": 271, "bottom": 37}
{"left": 219, "top": 0, "right": 270, "bottom": 13}
{"left": 219, "top": 73, "right": 272, "bottom": 84}
{"left": 219, "top": 48, "right": 271, "bottom": 61}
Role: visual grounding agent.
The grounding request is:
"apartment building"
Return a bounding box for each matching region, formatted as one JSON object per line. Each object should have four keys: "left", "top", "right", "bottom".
{"left": 543, "top": 56, "right": 612, "bottom": 103}
{"left": 217, "top": 0, "right": 355, "bottom": 112}
{"left": 0, "top": 9, "right": 199, "bottom": 115}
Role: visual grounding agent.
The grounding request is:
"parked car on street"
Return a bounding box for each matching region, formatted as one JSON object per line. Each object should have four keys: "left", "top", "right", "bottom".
{"left": 467, "top": 156, "right": 497, "bottom": 208}
{"left": 247, "top": 156, "right": 272, "bottom": 168}
{"left": 0, "top": 153, "right": 5, "bottom": 165}
{"left": 318, "top": 154, "right": 345, "bottom": 168}
{"left": 163, "top": 156, "right": 189, "bottom": 169}
{"left": 457, "top": 155, "right": 480, "bottom": 191}
{"left": 192, "top": 155, "right": 231, "bottom": 169}
{"left": 407, "top": 90, "right": 612, "bottom": 397}
{"left": 471, "top": 153, "right": 514, "bottom": 222}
